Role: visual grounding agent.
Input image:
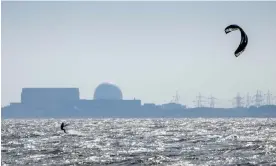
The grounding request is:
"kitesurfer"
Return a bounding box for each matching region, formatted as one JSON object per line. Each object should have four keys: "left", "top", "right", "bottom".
{"left": 61, "top": 122, "right": 69, "bottom": 133}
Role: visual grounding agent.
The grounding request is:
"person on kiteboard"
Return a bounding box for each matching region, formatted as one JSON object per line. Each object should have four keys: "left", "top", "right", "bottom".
{"left": 61, "top": 122, "right": 69, "bottom": 133}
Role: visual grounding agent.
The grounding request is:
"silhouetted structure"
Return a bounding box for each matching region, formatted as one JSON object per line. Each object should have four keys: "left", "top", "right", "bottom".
{"left": 246, "top": 93, "right": 252, "bottom": 108}
{"left": 193, "top": 93, "right": 205, "bottom": 108}
{"left": 232, "top": 93, "right": 244, "bottom": 108}
{"left": 208, "top": 95, "right": 217, "bottom": 108}
{"left": 93, "top": 83, "right": 123, "bottom": 100}
{"left": 21, "top": 88, "right": 80, "bottom": 106}
{"left": 252, "top": 90, "right": 263, "bottom": 107}
{"left": 2, "top": 83, "right": 276, "bottom": 118}
{"left": 264, "top": 90, "right": 273, "bottom": 105}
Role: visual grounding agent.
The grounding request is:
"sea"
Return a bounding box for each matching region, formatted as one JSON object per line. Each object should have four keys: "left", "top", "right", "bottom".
{"left": 1, "top": 118, "right": 276, "bottom": 166}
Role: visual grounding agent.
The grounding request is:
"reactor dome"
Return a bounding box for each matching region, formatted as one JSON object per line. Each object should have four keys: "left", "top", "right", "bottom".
{"left": 93, "top": 82, "right": 123, "bottom": 100}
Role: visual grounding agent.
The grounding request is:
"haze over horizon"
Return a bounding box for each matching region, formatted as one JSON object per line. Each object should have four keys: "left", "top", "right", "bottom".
{"left": 1, "top": 1, "right": 276, "bottom": 108}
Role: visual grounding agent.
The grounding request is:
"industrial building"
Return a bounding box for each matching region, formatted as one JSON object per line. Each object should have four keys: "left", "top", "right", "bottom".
{"left": 2, "top": 82, "right": 275, "bottom": 118}
{"left": 2, "top": 83, "right": 143, "bottom": 118}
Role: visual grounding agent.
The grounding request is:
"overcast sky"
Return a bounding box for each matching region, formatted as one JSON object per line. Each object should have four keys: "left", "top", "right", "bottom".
{"left": 2, "top": 1, "right": 276, "bottom": 108}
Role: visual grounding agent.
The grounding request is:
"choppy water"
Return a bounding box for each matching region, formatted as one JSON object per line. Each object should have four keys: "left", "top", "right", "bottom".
{"left": 1, "top": 118, "right": 276, "bottom": 166}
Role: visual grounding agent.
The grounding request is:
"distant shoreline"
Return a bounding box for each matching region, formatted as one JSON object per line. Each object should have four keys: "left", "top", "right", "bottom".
{"left": 2, "top": 105, "right": 276, "bottom": 119}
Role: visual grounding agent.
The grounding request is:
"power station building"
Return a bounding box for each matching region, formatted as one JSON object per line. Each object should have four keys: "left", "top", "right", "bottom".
{"left": 2, "top": 83, "right": 276, "bottom": 118}
{"left": 2, "top": 82, "right": 142, "bottom": 118}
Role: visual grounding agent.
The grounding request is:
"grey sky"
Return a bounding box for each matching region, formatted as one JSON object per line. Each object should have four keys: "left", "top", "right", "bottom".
{"left": 2, "top": 1, "right": 276, "bottom": 108}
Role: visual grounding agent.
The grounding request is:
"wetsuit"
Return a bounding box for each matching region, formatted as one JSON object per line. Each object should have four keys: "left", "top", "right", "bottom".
{"left": 61, "top": 122, "right": 67, "bottom": 133}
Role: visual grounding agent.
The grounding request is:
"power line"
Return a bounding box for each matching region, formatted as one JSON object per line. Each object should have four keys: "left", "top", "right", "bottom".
{"left": 208, "top": 95, "right": 217, "bottom": 108}
{"left": 246, "top": 93, "right": 252, "bottom": 108}
{"left": 252, "top": 90, "right": 264, "bottom": 107}
{"left": 232, "top": 92, "right": 244, "bottom": 108}
{"left": 193, "top": 93, "right": 205, "bottom": 108}
{"left": 171, "top": 91, "right": 180, "bottom": 104}
{"left": 264, "top": 90, "right": 273, "bottom": 105}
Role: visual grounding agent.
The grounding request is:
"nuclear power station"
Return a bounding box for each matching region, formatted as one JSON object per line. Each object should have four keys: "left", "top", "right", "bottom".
{"left": 2, "top": 82, "right": 276, "bottom": 118}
